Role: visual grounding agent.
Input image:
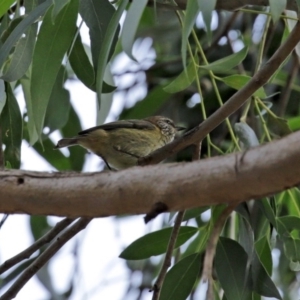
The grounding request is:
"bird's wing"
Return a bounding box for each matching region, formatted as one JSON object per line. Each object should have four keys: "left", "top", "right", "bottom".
{"left": 78, "top": 119, "right": 156, "bottom": 135}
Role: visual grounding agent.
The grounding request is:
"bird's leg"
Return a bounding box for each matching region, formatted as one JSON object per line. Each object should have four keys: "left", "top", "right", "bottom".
{"left": 113, "top": 146, "right": 140, "bottom": 158}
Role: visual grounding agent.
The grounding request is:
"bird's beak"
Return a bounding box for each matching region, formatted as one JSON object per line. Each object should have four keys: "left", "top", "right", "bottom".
{"left": 175, "top": 126, "right": 186, "bottom": 131}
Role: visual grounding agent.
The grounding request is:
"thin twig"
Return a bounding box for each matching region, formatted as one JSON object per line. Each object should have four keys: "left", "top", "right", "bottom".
{"left": 151, "top": 210, "right": 185, "bottom": 300}
{"left": 278, "top": 51, "right": 299, "bottom": 117}
{"left": 202, "top": 204, "right": 236, "bottom": 300}
{"left": 191, "top": 142, "right": 202, "bottom": 161}
{"left": 0, "top": 217, "right": 91, "bottom": 300}
{"left": 0, "top": 217, "right": 76, "bottom": 275}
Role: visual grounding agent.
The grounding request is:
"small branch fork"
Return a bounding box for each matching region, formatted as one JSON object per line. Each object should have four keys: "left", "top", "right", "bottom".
{"left": 0, "top": 218, "right": 91, "bottom": 300}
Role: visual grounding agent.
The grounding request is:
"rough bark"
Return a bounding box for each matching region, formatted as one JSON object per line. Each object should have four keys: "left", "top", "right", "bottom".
{"left": 0, "top": 130, "right": 300, "bottom": 218}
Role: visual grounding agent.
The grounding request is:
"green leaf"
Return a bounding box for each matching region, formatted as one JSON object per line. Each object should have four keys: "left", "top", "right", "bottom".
{"left": 119, "top": 226, "right": 198, "bottom": 260}
{"left": 30, "top": 215, "right": 51, "bottom": 240}
{"left": 200, "top": 47, "right": 248, "bottom": 73}
{"left": 181, "top": 0, "right": 199, "bottom": 67}
{"left": 0, "top": 16, "right": 24, "bottom": 44}
{"left": 267, "top": 114, "right": 292, "bottom": 137}
{"left": 52, "top": 0, "right": 70, "bottom": 20}
{"left": 277, "top": 216, "right": 300, "bottom": 235}
{"left": 0, "top": 79, "right": 6, "bottom": 115}
{"left": 30, "top": 0, "right": 78, "bottom": 139}
{"left": 279, "top": 188, "right": 300, "bottom": 217}
{"left": 69, "top": 33, "right": 96, "bottom": 91}
{"left": 220, "top": 75, "right": 266, "bottom": 98}
{"left": 96, "top": 65, "right": 114, "bottom": 125}
{"left": 283, "top": 237, "right": 300, "bottom": 270}
{"left": 1, "top": 23, "right": 37, "bottom": 82}
{"left": 256, "top": 198, "right": 277, "bottom": 228}
{"left": 0, "top": 0, "right": 16, "bottom": 19}
{"left": 237, "top": 213, "right": 254, "bottom": 259}
{"left": 21, "top": 74, "right": 38, "bottom": 145}
{"left": 269, "top": 0, "right": 286, "bottom": 23}
{"left": 255, "top": 236, "right": 272, "bottom": 276}
{"left": 182, "top": 227, "right": 209, "bottom": 258}
{"left": 121, "top": 0, "right": 147, "bottom": 60}
{"left": 44, "top": 66, "right": 71, "bottom": 133}
{"left": 95, "top": 0, "right": 128, "bottom": 105}
{"left": 251, "top": 248, "right": 282, "bottom": 299}
{"left": 197, "top": 0, "right": 217, "bottom": 41}
{"left": 159, "top": 253, "right": 202, "bottom": 300}
{"left": 215, "top": 237, "right": 250, "bottom": 300}
{"left": 234, "top": 122, "right": 259, "bottom": 149}
{"left": 0, "top": 83, "right": 22, "bottom": 169}
{"left": 164, "top": 56, "right": 198, "bottom": 93}
{"left": 183, "top": 206, "right": 209, "bottom": 221}
{"left": 0, "top": 0, "right": 52, "bottom": 70}
{"left": 288, "top": 116, "right": 300, "bottom": 131}
{"left": 79, "top": 0, "right": 116, "bottom": 70}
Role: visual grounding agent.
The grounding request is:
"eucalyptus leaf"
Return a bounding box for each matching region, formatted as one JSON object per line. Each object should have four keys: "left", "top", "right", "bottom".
{"left": 197, "top": 0, "right": 217, "bottom": 41}
{"left": 251, "top": 248, "right": 282, "bottom": 299}
{"left": 215, "top": 237, "right": 250, "bottom": 300}
{"left": 200, "top": 47, "right": 248, "bottom": 73}
{"left": 0, "top": 79, "right": 6, "bottom": 115}
{"left": 95, "top": 0, "right": 128, "bottom": 105}
{"left": 0, "top": 0, "right": 17, "bottom": 20}
{"left": 119, "top": 226, "right": 198, "bottom": 260}
{"left": 52, "top": 0, "right": 70, "bottom": 20}
{"left": 79, "top": 0, "right": 116, "bottom": 70}
{"left": 159, "top": 253, "right": 202, "bottom": 300}
{"left": 30, "top": 0, "right": 78, "bottom": 139}
{"left": 267, "top": 114, "right": 292, "bottom": 137}
{"left": 44, "top": 66, "right": 71, "bottom": 133}
{"left": 164, "top": 56, "right": 198, "bottom": 93}
{"left": 288, "top": 116, "right": 300, "bottom": 131}
{"left": 0, "top": 83, "right": 22, "bottom": 169}
{"left": 121, "top": 0, "right": 148, "bottom": 61}
{"left": 69, "top": 32, "right": 96, "bottom": 91}
{"left": 220, "top": 75, "right": 266, "bottom": 98}
{"left": 255, "top": 236, "right": 272, "bottom": 276}
{"left": 21, "top": 72, "right": 39, "bottom": 145}
{"left": 269, "top": 0, "right": 286, "bottom": 23}
{"left": 277, "top": 216, "right": 300, "bottom": 235}
{"left": 284, "top": 238, "right": 300, "bottom": 261}
{"left": 1, "top": 23, "right": 37, "bottom": 82}
{"left": 0, "top": 0, "right": 52, "bottom": 70}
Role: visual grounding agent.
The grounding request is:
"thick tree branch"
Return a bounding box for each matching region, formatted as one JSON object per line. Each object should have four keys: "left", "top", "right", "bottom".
{"left": 138, "top": 20, "right": 300, "bottom": 166}
{"left": 0, "top": 131, "right": 300, "bottom": 218}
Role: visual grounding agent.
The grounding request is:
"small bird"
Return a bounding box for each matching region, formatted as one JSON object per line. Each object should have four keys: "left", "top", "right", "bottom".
{"left": 55, "top": 116, "right": 185, "bottom": 170}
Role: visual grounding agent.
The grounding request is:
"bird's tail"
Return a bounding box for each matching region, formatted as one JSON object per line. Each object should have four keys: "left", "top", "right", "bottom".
{"left": 54, "top": 138, "right": 78, "bottom": 149}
